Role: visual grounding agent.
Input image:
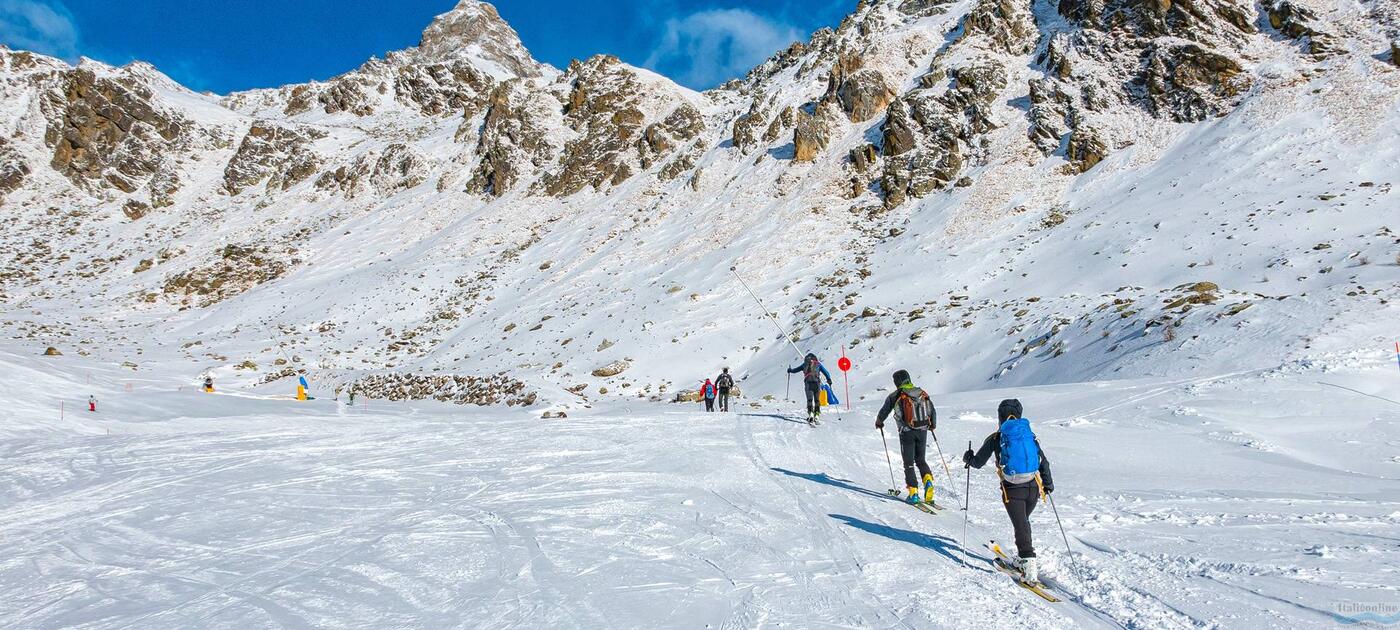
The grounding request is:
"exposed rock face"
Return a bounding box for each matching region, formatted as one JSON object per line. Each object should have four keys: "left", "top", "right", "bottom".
{"left": 317, "top": 143, "right": 429, "bottom": 198}
{"left": 732, "top": 102, "right": 768, "bottom": 153}
{"left": 962, "top": 0, "right": 1038, "bottom": 54}
{"left": 834, "top": 68, "right": 897, "bottom": 122}
{"left": 880, "top": 64, "right": 1006, "bottom": 205}
{"left": 462, "top": 81, "right": 556, "bottom": 196}
{"left": 1066, "top": 127, "right": 1108, "bottom": 172}
{"left": 223, "top": 123, "right": 323, "bottom": 195}
{"left": 43, "top": 67, "right": 185, "bottom": 193}
{"left": 0, "top": 138, "right": 29, "bottom": 197}
{"left": 163, "top": 243, "right": 297, "bottom": 307}
{"left": 1261, "top": 0, "right": 1343, "bottom": 57}
{"left": 1139, "top": 42, "right": 1245, "bottom": 122}
{"left": 537, "top": 56, "right": 694, "bottom": 195}
{"left": 794, "top": 103, "right": 841, "bottom": 162}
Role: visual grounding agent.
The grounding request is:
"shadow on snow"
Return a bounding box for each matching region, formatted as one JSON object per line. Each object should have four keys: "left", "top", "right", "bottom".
{"left": 830, "top": 513, "right": 992, "bottom": 571}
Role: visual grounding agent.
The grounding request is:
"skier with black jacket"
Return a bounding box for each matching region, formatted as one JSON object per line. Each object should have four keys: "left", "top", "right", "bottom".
{"left": 715, "top": 368, "right": 734, "bottom": 412}
{"left": 875, "top": 369, "right": 938, "bottom": 505}
{"left": 787, "top": 353, "right": 832, "bottom": 423}
{"left": 963, "top": 398, "right": 1055, "bottom": 584}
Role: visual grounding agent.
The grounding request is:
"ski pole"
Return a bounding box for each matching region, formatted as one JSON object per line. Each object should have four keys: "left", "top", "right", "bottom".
{"left": 729, "top": 266, "right": 805, "bottom": 362}
{"left": 1048, "top": 493, "right": 1084, "bottom": 585}
{"left": 879, "top": 427, "right": 899, "bottom": 496}
{"left": 930, "top": 431, "right": 956, "bottom": 498}
{"left": 961, "top": 440, "right": 971, "bottom": 568}
{"left": 786, "top": 372, "right": 792, "bottom": 402}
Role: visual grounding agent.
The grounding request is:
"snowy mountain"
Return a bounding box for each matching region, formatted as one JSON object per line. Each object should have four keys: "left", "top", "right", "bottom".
{"left": 1, "top": 0, "right": 1397, "bottom": 407}
{"left": 3, "top": 1, "right": 1400, "bottom": 627}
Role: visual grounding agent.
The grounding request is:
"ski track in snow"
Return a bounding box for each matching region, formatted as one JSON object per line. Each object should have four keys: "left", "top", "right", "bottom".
{"left": 4, "top": 354, "right": 1398, "bottom": 628}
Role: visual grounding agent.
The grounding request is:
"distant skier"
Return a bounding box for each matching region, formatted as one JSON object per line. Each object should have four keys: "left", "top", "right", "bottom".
{"left": 203, "top": 376, "right": 214, "bottom": 393}
{"left": 348, "top": 388, "right": 356, "bottom": 406}
{"left": 875, "top": 369, "right": 937, "bottom": 505}
{"left": 701, "top": 379, "right": 717, "bottom": 412}
{"left": 787, "top": 353, "right": 832, "bottom": 423}
{"left": 715, "top": 368, "right": 734, "bottom": 412}
{"left": 963, "top": 399, "right": 1055, "bottom": 584}
{"left": 88, "top": 395, "right": 97, "bottom": 412}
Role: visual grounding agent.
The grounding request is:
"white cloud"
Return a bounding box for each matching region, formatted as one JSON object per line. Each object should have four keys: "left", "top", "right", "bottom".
{"left": 644, "top": 8, "right": 801, "bottom": 89}
{"left": 0, "top": 0, "right": 79, "bottom": 60}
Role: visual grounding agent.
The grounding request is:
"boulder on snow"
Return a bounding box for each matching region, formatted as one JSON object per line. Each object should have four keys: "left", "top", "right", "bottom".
{"left": 591, "top": 359, "right": 631, "bottom": 378}
{"left": 43, "top": 346, "right": 62, "bottom": 356}
{"left": 1392, "top": 40, "right": 1400, "bottom": 67}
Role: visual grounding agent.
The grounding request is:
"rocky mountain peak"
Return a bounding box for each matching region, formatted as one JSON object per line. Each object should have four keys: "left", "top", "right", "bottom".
{"left": 414, "top": 0, "right": 544, "bottom": 78}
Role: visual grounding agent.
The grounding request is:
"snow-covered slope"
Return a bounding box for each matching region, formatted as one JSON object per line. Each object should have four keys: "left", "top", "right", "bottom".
{"left": 2, "top": 345, "right": 1398, "bottom": 628}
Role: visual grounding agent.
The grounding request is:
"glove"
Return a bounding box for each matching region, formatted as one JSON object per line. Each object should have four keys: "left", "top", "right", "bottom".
{"left": 875, "top": 419, "right": 884, "bottom": 430}
{"left": 961, "top": 450, "right": 975, "bottom": 467}
{"left": 1044, "top": 483, "right": 1054, "bottom": 494}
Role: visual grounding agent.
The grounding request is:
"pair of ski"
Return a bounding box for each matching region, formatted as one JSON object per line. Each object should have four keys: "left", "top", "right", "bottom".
{"left": 986, "top": 542, "right": 1060, "bottom": 602}
{"left": 886, "top": 489, "right": 946, "bottom": 514}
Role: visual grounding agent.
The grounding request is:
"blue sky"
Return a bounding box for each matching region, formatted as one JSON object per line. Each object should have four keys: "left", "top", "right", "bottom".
{"left": 0, "top": 0, "right": 852, "bottom": 93}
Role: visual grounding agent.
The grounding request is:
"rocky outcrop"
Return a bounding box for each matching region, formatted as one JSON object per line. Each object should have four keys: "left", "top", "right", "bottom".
{"left": 1261, "top": 0, "right": 1343, "bottom": 57}
{"left": 393, "top": 59, "right": 495, "bottom": 117}
{"left": 880, "top": 64, "right": 1006, "bottom": 205}
{"left": 961, "top": 0, "right": 1038, "bottom": 54}
{"left": 461, "top": 82, "right": 556, "bottom": 196}
{"left": 794, "top": 103, "right": 842, "bottom": 162}
{"left": 1392, "top": 40, "right": 1400, "bottom": 67}
{"left": 537, "top": 56, "right": 691, "bottom": 195}
{"left": 640, "top": 104, "right": 705, "bottom": 169}
{"left": 43, "top": 67, "right": 185, "bottom": 193}
{"left": 162, "top": 243, "right": 298, "bottom": 307}
{"left": 316, "top": 143, "right": 429, "bottom": 198}
{"left": 732, "top": 102, "right": 768, "bottom": 153}
{"left": 223, "top": 123, "right": 324, "bottom": 195}
{"left": 823, "top": 53, "right": 896, "bottom": 123}
{"left": 1139, "top": 42, "right": 1245, "bottom": 122}
{"left": 0, "top": 138, "right": 29, "bottom": 197}
{"left": 1066, "top": 127, "right": 1108, "bottom": 172}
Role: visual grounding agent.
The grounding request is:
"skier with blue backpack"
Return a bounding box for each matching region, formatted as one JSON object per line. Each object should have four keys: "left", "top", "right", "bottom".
{"left": 963, "top": 398, "right": 1055, "bottom": 584}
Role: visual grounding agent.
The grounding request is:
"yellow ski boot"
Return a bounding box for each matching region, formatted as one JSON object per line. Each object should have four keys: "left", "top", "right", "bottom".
{"left": 922, "top": 473, "right": 936, "bottom": 505}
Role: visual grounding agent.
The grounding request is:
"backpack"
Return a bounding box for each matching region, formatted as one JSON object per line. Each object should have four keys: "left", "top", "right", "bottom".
{"left": 896, "top": 388, "right": 934, "bottom": 429}
{"left": 803, "top": 357, "right": 820, "bottom": 381}
{"left": 717, "top": 374, "right": 733, "bottom": 389}
{"left": 998, "top": 418, "right": 1040, "bottom": 478}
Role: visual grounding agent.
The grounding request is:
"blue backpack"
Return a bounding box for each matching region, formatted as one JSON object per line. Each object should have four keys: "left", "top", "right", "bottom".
{"left": 998, "top": 418, "right": 1040, "bottom": 476}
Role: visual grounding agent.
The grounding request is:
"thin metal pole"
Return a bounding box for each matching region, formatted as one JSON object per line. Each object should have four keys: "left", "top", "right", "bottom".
{"left": 1048, "top": 494, "right": 1084, "bottom": 585}
{"left": 930, "top": 431, "right": 956, "bottom": 499}
{"left": 961, "top": 440, "right": 971, "bottom": 568}
{"left": 729, "top": 267, "right": 804, "bottom": 361}
{"left": 879, "top": 427, "right": 899, "bottom": 496}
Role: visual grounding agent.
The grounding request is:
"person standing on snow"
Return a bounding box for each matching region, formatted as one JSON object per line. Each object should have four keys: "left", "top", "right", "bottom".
{"left": 875, "top": 370, "right": 938, "bottom": 505}
{"left": 787, "top": 353, "right": 833, "bottom": 423}
{"left": 88, "top": 395, "right": 97, "bottom": 412}
{"left": 203, "top": 376, "right": 214, "bottom": 393}
{"left": 963, "top": 399, "right": 1055, "bottom": 584}
{"left": 715, "top": 368, "right": 734, "bottom": 412}
{"left": 701, "top": 379, "right": 717, "bottom": 412}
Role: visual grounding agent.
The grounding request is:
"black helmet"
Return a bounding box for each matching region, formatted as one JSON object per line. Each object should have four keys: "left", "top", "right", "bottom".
{"left": 892, "top": 369, "right": 911, "bottom": 387}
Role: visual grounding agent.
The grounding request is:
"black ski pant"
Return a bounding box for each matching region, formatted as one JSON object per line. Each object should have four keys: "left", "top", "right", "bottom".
{"left": 1003, "top": 483, "right": 1040, "bottom": 558}
{"left": 704, "top": 397, "right": 715, "bottom": 412}
{"left": 803, "top": 380, "right": 821, "bottom": 415}
{"left": 718, "top": 388, "right": 730, "bottom": 411}
{"left": 899, "top": 429, "right": 933, "bottom": 488}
